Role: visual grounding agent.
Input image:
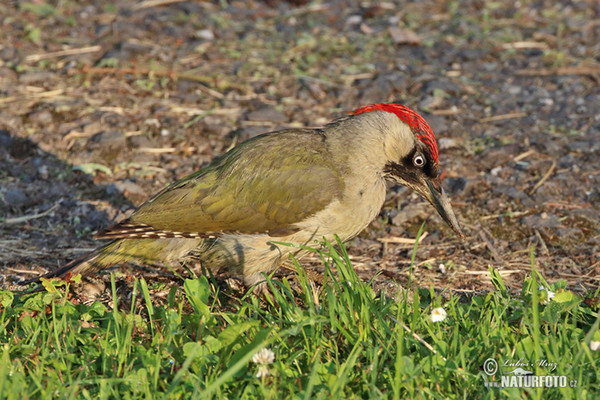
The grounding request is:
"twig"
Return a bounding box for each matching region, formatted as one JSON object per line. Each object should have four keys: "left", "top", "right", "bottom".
{"left": 512, "top": 150, "right": 536, "bottom": 162}
{"left": 132, "top": 0, "right": 187, "bottom": 10}
{"left": 4, "top": 204, "right": 59, "bottom": 225}
{"left": 98, "top": 106, "right": 126, "bottom": 115}
{"left": 379, "top": 232, "right": 429, "bottom": 255}
{"left": 480, "top": 210, "right": 531, "bottom": 221}
{"left": 390, "top": 317, "right": 447, "bottom": 362}
{"left": 4, "top": 268, "right": 40, "bottom": 275}
{"left": 478, "top": 228, "right": 503, "bottom": 263}
{"left": 0, "top": 89, "right": 64, "bottom": 105}
{"left": 530, "top": 161, "right": 556, "bottom": 194}
{"left": 285, "top": 3, "right": 331, "bottom": 17}
{"left": 169, "top": 106, "right": 240, "bottom": 116}
{"left": 534, "top": 229, "right": 550, "bottom": 256}
{"left": 194, "top": 83, "right": 225, "bottom": 99}
{"left": 0, "top": 246, "right": 46, "bottom": 256}
{"left": 460, "top": 270, "right": 522, "bottom": 276}
{"left": 430, "top": 107, "right": 460, "bottom": 116}
{"left": 516, "top": 65, "right": 600, "bottom": 76}
{"left": 64, "top": 248, "right": 96, "bottom": 254}
{"left": 24, "top": 45, "right": 102, "bottom": 63}
{"left": 559, "top": 272, "right": 600, "bottom": 282}
{"left": 543, "top": 201, "right": 590, "bottom": 210}
{"left": 506, "top": 261, "right": 542, "bottom": 268}
{"left": 136, "top": 147, "right": 176, "bottom": 153}
{"left": 416, "top": 258, "right": 437, "bottom": 267}
{"left": 241, "top": 121, "right": 278, "bottom": 127}
{"left": 501, "top": 41, "right": 549, "bottom": 50}
{"left": 480, "top": 112, "right": 527, "bottom": 123}
{"left": 378, "top": 232, "right": 429, "bottom": 244}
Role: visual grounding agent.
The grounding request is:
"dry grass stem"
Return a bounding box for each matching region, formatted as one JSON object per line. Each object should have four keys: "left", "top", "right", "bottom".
{"left": 516, "top": 65, "right": 600, "bottom": 76}
{"left": 4, "top": 204, "right": 59, "bottom": 225}
{"left": 530, "top": 161, "right": 557, "bottom": 194}
{"left": 480, "top": 112, "right": 527, "bottom": 123}
{"left": 24, "top": 45, "right": 102, "bottom": 63}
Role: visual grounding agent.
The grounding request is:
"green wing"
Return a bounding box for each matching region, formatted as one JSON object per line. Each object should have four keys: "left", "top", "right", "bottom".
{"left": 103, "top": 130, "right": 344, "bottom": 237}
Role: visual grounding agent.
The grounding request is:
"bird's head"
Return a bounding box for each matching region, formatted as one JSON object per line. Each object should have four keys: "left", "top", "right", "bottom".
{"left": 351, "top": 103, "right": 464, "bottom": 238}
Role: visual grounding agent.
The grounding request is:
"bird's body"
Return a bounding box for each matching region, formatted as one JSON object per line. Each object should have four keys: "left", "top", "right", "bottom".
{"left": 44, "top": 104, "right": 463, "bottom": 286}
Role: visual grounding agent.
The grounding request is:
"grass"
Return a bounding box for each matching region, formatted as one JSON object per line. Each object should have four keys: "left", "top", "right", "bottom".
{"left": 1, "top": 238, "right": 599, "bottom": 399}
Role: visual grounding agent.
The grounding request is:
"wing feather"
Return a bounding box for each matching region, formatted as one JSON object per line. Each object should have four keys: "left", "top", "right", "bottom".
{"left": 100, "top": 130, "right": 344, "bottom": 238}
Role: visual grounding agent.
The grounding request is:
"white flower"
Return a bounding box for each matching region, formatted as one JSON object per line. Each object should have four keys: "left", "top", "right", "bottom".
{"left": 590, "top": 341, "right": 600, "bottom": 351}
{"left": 430, "top": 307, "right": 447, "bottom": 323}
{"left": 252, "top": 348, "right": 275, "bottom": 378}
{"left": 256, "top": 365, "right": 270, "bottom": 378}
{"left": 538, "top": 285, "right": 555, "bottom": 304}
{"left": 252, "top": 348, "right": 275, "bottom": 365}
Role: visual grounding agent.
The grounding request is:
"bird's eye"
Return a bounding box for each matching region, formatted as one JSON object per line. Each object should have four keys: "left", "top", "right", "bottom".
{"left": 413, "top": 155, "right": 425, "bottom": 167}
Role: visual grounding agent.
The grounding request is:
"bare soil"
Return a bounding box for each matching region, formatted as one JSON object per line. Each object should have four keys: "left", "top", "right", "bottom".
{"left": 1, "top": 0, "right": 599, "bottom": 298}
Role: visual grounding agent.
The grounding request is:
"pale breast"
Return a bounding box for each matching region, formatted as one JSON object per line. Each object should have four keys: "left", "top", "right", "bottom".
{"left": 298, "top": 174, "right": 387, "bottom": 242}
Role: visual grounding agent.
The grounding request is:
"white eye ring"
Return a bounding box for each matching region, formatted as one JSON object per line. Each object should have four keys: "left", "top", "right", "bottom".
{"left": 414, "top": 155, "right": 425, "bottom": 167}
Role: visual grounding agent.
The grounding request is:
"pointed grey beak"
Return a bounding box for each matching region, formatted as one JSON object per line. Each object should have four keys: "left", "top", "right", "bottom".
{"left": 425, "top": 179, "right": 465, "bottom": 239}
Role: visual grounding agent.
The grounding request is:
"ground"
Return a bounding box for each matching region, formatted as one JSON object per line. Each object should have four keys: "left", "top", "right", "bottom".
{"left": 1, "top": 0, "right": 599, "bottom": 297}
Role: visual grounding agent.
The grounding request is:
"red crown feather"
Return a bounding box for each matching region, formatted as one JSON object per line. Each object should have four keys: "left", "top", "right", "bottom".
{"left": 351, "top": 103, "right": 439, "bottom": 165}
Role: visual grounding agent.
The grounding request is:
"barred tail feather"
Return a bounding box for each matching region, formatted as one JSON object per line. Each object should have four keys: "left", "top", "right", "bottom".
{"left": 22, "top": 239, "right": 125, "bottom": 284}
{"left": 21, "top": 237, "right": 203, "bottom": 287}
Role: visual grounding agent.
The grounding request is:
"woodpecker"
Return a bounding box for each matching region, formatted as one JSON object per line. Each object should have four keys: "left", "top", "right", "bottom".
{"left": 41, "top": 103, "right": 463, "bottom": 286}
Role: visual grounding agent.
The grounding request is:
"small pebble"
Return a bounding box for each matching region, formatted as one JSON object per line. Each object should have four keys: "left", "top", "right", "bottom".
{"left": 195, "top": 29, "right": 215, "bottom": 40}
{"left": 346, "top": 15, "right": 362, "bottom": 25}
{"left": 38, "top": 165, "right": 49, "bottom": 179}
{"left": 490, "top": 166, "right": 502, "bottom": 176}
